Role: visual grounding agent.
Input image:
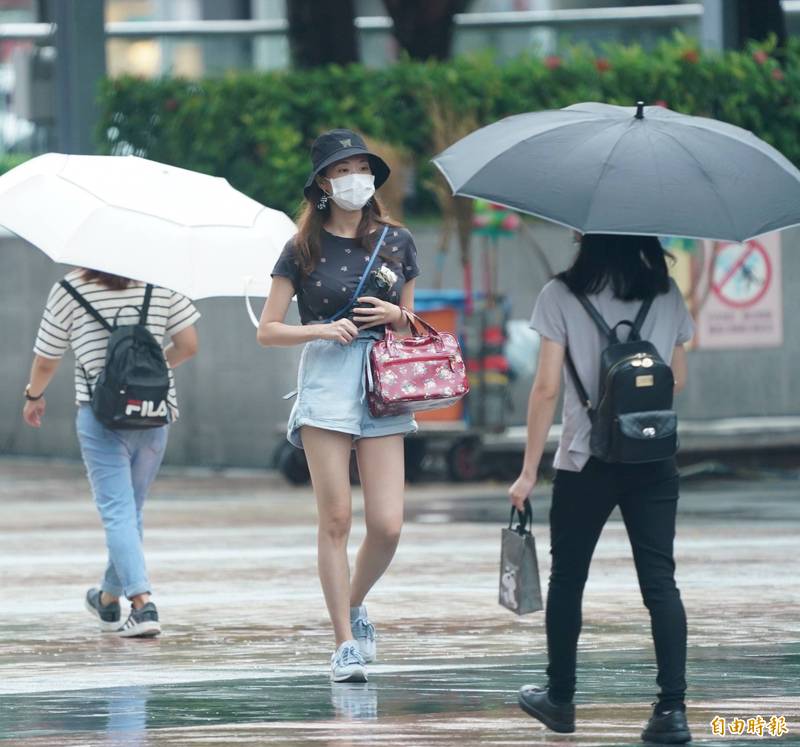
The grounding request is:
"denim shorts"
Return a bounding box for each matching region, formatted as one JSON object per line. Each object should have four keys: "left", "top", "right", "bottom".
{"left": 287, "top": 331, "right": 417, "bottom": 449}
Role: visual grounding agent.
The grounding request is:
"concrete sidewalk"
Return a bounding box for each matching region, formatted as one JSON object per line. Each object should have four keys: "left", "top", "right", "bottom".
{"left": 0, "top": 458, "right": 797, "bottom": 745}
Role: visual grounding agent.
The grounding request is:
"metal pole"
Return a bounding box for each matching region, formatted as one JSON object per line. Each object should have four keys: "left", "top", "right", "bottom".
{"left": 53, "top": 0, "right": 106, "bottom": 154}
{"left": 701, "top": 0, "right": 739, "bottom": 50}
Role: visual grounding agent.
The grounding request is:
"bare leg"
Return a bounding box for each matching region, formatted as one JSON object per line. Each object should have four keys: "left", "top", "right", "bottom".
{"left": 100, "top": 592, "right": 150, "bottom": 608}
{"left": 301, "top": 426, "right": 355, "bottom": 647}
{"left": 350, "top": 435, "right": 405, "bottom": 607}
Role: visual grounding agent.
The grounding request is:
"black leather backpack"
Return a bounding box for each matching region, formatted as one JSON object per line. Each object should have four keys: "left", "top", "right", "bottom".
{"left": 60, "top": 280, "right": 171, "bottom": 429}
{"left": 565, "top": 294, "right": 678, "bottom": 463}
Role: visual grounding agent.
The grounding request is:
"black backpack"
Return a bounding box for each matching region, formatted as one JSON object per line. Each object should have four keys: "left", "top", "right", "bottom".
{"left": 564, "top": 294, "right": 678, "bottom": 464}
{"left": 60, "top": 280, "right": 171, "bottom": 430}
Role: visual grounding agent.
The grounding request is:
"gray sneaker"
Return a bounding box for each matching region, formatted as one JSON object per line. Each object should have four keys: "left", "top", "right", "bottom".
{"left": 84, "top": 588, "right": 121, "bottom": 632}
{"left": 117, "top": 601, "right": 161, "bottom": 638}
{"left": 350, "top": 606, "right": 376, "bottom": 663}
{"left": 330, "top": 640, "right": 367, "bottom": 683}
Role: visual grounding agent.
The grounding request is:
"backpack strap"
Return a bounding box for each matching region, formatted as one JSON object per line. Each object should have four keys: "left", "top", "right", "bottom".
{"left": 575, "top": 293, "right": 617, "bottom": 343}
{"left": 564, "top": 347, "right": 594, "bottom": 417}
{"left": 59, "top": 280, "right": 114, "bottom": 333}
{"left": 631, "top": 297, "right": 653, "bottom": 339}
{"left": 576, "top": 293, "right": 653, "bottom": 343}
{"left": 140, "top": 284, "right": 154, "bottom": 325}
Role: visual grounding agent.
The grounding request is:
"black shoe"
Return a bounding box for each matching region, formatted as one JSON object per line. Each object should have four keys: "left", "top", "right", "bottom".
{"left": 518, "top": 685, "right": 575, "bottom": 734}
{"left": 642, "top": 704, "right": 692, "bottom": 744}
{"left": 117, "top": 601, "right": 161, "bottom": 638}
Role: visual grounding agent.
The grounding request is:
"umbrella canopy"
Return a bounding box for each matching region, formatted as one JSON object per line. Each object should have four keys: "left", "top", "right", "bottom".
{"left": 432, "top": 102, "right": 800, "bottom": 243}
{"left": 0, "top": 153, "right": 296, "bottom": 298}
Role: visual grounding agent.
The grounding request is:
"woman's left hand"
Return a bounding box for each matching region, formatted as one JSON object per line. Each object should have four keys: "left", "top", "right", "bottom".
{"left": 508, "top": 471, "right": 535, "bottom": 512}
{"left": 353, "top": 297, "right": 403, "bottom": 329}
{"left": 23, "top": 397, "right": 46, "bottom": 428}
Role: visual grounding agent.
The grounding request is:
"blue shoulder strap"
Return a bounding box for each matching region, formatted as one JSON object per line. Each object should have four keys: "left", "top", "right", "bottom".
{"left": 324, "top": 225, "right": 390, "bottom": 324}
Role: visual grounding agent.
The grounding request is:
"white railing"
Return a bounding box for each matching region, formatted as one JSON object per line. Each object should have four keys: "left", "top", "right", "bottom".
{"left": 358, "top": 5, "right": 702, "bottom": 31}
{"left": 0, "top": 22, "right": 51, "bottom": 40}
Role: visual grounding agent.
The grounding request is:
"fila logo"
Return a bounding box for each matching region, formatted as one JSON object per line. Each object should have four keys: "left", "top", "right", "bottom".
{"left": 339, "top": 138, "right": 352, "bottom": 147}
{"left": 125, "top": 399, "right": 168, "bottom": 417}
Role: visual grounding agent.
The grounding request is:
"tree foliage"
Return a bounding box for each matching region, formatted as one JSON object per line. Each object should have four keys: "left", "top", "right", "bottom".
{"left": 95, "top": 35, "right": 800, "bottom": 216}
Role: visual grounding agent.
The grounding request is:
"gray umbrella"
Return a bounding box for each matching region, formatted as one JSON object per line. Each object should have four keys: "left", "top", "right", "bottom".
{"left": 432, "top": 102, "right": 800, "bottom": 242}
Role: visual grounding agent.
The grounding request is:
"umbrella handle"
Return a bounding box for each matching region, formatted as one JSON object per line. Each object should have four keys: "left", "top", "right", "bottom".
{"left": 244, "top": 276, "right": 260, "bottom": 328}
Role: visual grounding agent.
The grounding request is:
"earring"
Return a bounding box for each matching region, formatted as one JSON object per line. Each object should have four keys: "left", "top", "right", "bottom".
{"left": 316, "top": 194, "right": 329, "bottom": 211}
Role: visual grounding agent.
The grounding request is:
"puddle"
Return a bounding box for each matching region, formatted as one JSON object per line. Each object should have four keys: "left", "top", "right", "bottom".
{"left": 2, "top": 646, "right": 797, "bottom": 741}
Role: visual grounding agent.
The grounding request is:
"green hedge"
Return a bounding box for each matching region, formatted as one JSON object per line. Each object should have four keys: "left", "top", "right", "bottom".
{"left": 96, "top": 34, "right": 800, "bottom": 216}
{"left": 0, "top": 153, "right": 34, "bottom": 175}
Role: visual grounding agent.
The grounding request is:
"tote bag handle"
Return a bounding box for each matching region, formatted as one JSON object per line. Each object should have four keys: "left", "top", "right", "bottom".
{"left": 508, "top": 499, "right": 533, "bottom": 535}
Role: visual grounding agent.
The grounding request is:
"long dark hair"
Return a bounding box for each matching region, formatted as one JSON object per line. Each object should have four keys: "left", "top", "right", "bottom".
{"left": 80, "top": 268, "right": 133, "bottom": 290}
{"left": 557, "top": 234, "right": 672, "bottom": 301}
{"left": 293, "top": 196, "right": 401, "bottom": 276}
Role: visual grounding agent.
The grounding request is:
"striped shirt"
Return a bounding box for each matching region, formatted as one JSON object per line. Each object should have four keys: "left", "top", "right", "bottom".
{"left": 34, "top": 269, "right": 200, "bottom": 420}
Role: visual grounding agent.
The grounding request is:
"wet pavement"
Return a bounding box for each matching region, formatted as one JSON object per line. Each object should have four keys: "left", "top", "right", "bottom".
{"left": 0, "top": 457, "right": 798, "bottom": 746}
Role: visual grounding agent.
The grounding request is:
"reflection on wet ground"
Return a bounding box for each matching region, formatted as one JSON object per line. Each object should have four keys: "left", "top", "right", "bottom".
{"left": 1, "top": 459, "right": 798, "bottom": 745}
{"left": 3, "top": 649, "right": 799, "bottom": 743}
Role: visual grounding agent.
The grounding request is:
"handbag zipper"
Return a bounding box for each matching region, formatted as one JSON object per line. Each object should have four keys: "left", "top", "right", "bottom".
{"left": 378, "top": 353, "right": 459, "bottom": 369}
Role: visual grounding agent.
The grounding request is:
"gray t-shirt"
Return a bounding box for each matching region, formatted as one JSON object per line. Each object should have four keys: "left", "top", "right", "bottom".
{"left": 530, "top": 278, "right": 694, "bottom": 472}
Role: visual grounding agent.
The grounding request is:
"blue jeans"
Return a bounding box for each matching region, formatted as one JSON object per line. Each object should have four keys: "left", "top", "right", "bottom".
{"left": 76, "top": 405, "right": 168, "bottom": 599}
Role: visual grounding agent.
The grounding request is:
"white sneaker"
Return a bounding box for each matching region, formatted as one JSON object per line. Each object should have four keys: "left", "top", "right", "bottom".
{"left": 116, "top": 602, "right": 161, "bottom": 638}
{"left": 350, "top": 608, "right": 377, "bottom": 663}
{"left": 330, "top": 640, "right": 367, "bottom": 683}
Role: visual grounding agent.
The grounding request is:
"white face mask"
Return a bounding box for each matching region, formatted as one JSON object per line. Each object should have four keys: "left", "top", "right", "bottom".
{"left": 328, "top": 173, "right": 375, "bottom": 211}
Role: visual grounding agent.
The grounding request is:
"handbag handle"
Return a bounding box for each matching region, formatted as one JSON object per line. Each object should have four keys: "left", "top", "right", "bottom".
{"left": 402, "top": 308, "right": 442, "bottom": 337}
{"left": 385, "top": 307, "right": 445, "bottom": 354}
{"left": 508, "top": 499, "right": 532, "bottom": 535}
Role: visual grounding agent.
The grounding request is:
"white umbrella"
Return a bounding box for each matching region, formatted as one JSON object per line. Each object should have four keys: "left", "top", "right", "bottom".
{"left": 0, "top": 153, "right": 297, "bottom": 299}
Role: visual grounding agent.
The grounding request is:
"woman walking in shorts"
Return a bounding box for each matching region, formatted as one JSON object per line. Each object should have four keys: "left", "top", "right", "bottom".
{"left": 257, "top": 129, "right": 419, "bottom": 682}
{"left": 509, "top": 234, "right": 694, "bottom": 743}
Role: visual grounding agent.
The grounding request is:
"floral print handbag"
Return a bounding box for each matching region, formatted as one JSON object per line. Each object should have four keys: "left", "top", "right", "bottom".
{"left": 366, "top": 310, "right": 469, "bottom": 417}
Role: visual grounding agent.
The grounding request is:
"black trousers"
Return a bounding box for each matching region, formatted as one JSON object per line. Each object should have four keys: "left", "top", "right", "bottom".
{"left": 546, "top": 457, "right": 687, "bottom": 706}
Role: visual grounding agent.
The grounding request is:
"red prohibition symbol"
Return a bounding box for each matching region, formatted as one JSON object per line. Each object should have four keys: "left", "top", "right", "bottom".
{"left": 711, "top": 240, "right": 772, "bottom": 309}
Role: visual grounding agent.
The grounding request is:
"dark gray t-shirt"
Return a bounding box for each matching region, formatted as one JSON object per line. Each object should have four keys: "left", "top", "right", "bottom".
{"left": 271, "top": 227, "right": 420, "bottom": 325}
{"left": 530, "top": 278, "right": 694, "bottom": 472}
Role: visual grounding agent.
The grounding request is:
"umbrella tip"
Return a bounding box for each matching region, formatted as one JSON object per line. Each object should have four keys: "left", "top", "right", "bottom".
{"left": 635, "top": 101, "right": 645, "bottom": 119}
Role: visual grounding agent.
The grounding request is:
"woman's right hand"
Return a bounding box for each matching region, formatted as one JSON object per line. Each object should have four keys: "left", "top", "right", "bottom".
{"left": 509, "top": 470, "right": 535, "bottom": 512}
{"left": 315, "top": 318, "right": 359, "bottom": 345}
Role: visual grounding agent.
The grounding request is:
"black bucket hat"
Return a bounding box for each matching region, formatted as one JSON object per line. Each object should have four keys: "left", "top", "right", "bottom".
{"left": 303, "top": 128, "right": 391, "bottom": 202}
